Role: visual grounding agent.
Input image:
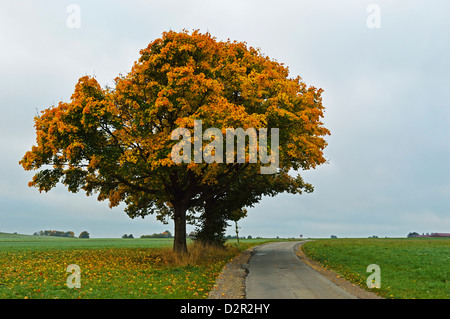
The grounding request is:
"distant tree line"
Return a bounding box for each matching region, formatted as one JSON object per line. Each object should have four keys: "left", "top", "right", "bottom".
{"left": 33, "top": 230, "right": 89, "bottom": 238}
{"left": 225, "top": 235, "right": 257, "bottom": 240}
{"left": 140, "top": 230, "right": 173, "bottom": 238}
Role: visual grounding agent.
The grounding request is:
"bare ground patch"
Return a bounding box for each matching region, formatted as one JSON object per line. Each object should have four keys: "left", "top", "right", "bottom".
{"left": 207, "top": 247, "right": 254, "bottom": 299}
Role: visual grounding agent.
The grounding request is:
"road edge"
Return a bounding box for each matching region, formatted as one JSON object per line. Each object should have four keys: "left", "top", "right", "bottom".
{"left": 207, "top": 246, "right": 255, "bottom": 299}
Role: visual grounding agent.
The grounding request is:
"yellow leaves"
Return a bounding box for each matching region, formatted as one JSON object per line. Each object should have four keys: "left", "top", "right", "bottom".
{"left": 20, "top": 29, "right": 330, "bottom": 226}
{"left": 88, "top": 155, "right": 101, "bottom": 170}
{"left": 1, "top": 242, "right": 238, "bottom": 299}
{"left": 64, "top": 141, "right": 84, "bottom": 159}
{"left": 70, "top": 76, "right": 103, "bottom": 103}
{"left": 108, "top": 188, "right": 125, "bottom": 208}
{"left": 154, "top": 96, "right": 171, "bottom": 109}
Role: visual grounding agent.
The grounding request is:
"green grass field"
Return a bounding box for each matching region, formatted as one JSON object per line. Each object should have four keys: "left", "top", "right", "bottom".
{"left": 2, "top": 233, "right": 448, "bottom": 299}
{"left": 0, "top": 232, "right": 281, "bottom": 299}
{"left": 302, "top": 238, "right": 449, "bottom": 299}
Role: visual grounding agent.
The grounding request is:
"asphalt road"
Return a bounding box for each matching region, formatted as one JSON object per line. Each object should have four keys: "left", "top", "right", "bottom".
{"left": 245, "top": 241, "right": 358, "bottom": 299}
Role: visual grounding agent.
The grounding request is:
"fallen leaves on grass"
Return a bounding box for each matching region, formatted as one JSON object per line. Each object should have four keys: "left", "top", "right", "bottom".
{"left": 0, "top": 243, "right": 241, "bottom": 299}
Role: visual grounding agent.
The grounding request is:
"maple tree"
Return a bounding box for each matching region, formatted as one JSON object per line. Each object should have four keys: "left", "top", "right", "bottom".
{"left": 20, "top": 30, "right": 330, "bottom": 254}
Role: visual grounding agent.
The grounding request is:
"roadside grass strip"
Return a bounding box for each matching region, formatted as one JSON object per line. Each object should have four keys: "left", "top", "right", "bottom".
{"left": 302, "top": 238, "right": 449, "bottom": 299}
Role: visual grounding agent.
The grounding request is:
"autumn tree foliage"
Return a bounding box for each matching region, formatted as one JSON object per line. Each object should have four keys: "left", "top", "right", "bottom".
{"left": 20, "top": 30, "right": 329, "bottom": 254}
{"left": 79, "top": 231, "right": 90, "bottom": 239}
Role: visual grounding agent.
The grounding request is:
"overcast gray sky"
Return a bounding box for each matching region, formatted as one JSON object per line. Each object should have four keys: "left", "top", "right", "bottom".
{"left": 1, "top": 0, "right": 449, "bottom": 238}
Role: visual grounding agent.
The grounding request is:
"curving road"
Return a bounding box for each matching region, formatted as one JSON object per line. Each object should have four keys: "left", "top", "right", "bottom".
{"left": 245, "top": 241, "right": 358, "bottom": 299}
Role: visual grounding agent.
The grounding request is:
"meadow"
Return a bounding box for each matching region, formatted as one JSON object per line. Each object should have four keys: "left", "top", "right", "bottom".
{"left": 0, "top": 232, "right": 279, "bottom": 299}
{"left": 2, "top": 233, "right": 448, "bottom": 299}
{"left": 301, "top": 238, "right": 449, "bottom": 299}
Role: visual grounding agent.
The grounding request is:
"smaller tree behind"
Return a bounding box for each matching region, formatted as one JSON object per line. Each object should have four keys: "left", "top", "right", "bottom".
{"left": 229, "top": 208, "right": 248, "bottom": 244}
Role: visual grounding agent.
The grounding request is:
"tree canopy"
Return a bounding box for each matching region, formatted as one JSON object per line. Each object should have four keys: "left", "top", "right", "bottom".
{"left": 20, "top": 30, "right": 330, "bottom": 253}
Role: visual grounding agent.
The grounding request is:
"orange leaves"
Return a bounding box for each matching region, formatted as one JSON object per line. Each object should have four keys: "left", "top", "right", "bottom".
{"left": 20, "top": 29, "right": 330, "bottom": 244}
{"left": 70, "top": 76, "right": 104, "bottom": 103}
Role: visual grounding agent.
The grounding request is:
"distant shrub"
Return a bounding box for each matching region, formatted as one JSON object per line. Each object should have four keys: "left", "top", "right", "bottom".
{"left": 79, "top": 231, "right": 90, "bottom": 239}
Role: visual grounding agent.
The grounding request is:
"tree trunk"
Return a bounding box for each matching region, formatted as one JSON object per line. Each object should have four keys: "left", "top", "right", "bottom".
{"left": 173, "top": 203, "right": 188, "bottom": 254}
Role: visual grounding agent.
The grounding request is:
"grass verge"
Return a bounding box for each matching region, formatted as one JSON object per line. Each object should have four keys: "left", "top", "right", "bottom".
{"left": 0, "top": 235, "right": 277, "bottom": 299}
{"left": 301, "top": 238, "right": 449, "bottom": 299}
